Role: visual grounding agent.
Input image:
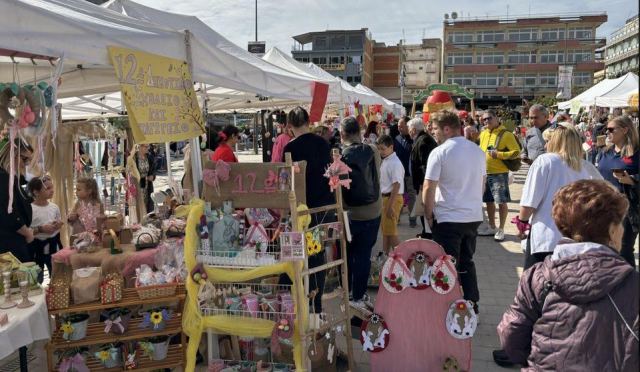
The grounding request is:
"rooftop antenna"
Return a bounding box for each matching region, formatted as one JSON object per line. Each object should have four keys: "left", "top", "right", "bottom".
{"left": 422, "top": 28, "right": 426, "bottom": 39}
{"left": 402, "top": 28, "right": 406, "bottom": 44}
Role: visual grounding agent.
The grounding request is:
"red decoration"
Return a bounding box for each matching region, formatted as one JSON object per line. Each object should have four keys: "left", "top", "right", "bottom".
{"left": 309, "top": 82, "right": 329, "bottom": 123}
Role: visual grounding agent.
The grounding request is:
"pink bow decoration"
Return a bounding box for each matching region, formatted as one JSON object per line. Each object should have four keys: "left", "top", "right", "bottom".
{"left": 203, "top": 160, "right": 231, "bottom": 195}
{"left": 324, "top": 153, "right": 352, "bottom": 192}
{"left": 58, "top": 354, "right": 89, "bottom": 372}
{"left": 104, "top": 316, "right": 124, "bottom": 334}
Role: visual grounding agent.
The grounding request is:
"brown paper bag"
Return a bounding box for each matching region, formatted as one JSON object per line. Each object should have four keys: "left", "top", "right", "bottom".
{"left": 71, "top": 267, "right": 102, "bottom": 304}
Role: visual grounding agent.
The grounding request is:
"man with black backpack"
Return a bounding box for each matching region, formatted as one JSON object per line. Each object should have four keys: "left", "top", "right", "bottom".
{"left": 339, "top": 116, "right": 382, "bottom": 311}
{"left": 478, "top": 109, "right": 521, "bottom": 242}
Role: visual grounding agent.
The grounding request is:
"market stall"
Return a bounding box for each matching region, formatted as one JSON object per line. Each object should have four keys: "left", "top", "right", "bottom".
{"left": 558, "top": 72, "right": 639, "bottom": 109}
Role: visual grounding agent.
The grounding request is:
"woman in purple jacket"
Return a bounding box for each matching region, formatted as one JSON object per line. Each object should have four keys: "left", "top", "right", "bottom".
{"left": 497, "top": 179, "right": 638, "bottom": 371}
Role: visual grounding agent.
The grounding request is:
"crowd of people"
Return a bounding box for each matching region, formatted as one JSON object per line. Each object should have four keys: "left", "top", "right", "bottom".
{"left": 0, "top": 100, "right": 637, "bottom": 369}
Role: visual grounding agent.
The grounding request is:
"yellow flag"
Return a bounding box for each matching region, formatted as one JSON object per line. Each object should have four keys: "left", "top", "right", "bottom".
{"left": 107, "top": 46, "right": 204, "bottom": 144}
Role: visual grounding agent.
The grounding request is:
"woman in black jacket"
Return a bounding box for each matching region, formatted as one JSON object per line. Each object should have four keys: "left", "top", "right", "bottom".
{"left": 0, "top": 137, "right": 35, "bottom": 262}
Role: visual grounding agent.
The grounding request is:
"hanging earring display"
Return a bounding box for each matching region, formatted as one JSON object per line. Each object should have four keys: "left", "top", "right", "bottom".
{"left": 360, "top": 313, "right": 390, "bottom": 352}
{"left": 406, "top": 251, "right": 432, "bottom": 290}
{"left": 445, "top": 299, "right": 478, "bottom": 340}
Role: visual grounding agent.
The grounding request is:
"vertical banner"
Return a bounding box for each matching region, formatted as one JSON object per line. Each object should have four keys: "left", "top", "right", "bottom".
{"left": 557, "top": 65, "right": 573, "bottom": 100}
{"left": 309, "top": 82, "right": 329, "bottom": 123}
{"left": 107, "top": 46, "right": 204, "bottom": 144}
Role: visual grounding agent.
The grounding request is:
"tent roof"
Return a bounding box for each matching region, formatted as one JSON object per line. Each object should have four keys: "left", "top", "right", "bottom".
{"left": 0, "top": 0, "right": 319, "bottom": 99}
{"left": 558, "top": 72, "right": 639, "bottom": 109}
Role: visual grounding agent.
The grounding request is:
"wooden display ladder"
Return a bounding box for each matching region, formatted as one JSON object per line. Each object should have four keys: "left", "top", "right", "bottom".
{"left": 196, "top": 151, "right": 355, "bottom": 371}
{"left": 46, "top": 286, "right": 186, "bottom": 371}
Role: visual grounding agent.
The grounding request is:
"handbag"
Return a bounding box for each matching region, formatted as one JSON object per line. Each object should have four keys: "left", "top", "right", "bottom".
{"left": 496, "top": 129, "right": 523, "bottom": 172}
{"left": 71, "top": 267, "right": 102, "bottom": 304}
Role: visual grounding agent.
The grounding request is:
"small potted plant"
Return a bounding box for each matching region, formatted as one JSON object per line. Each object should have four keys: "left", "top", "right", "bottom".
{"left": 60, "top": 313, "right": 90, "bottom": 341}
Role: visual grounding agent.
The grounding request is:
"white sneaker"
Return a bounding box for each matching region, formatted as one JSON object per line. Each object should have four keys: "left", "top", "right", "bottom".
{"left": 478, "top": 226, "right": 498, "bottom": 236}
{"left": 494, "top": 228, "right": 505, "bottom": 242}
{"left": 349, "top": 300, "right": 369, "bottom": 313}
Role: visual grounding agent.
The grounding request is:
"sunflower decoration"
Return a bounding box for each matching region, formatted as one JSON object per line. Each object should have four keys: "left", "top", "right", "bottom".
{"left": 150, "top": 311, "right": 163, "bottom": 327}
{"left": 305, "top": 229, "right": 322, "bottom": 256}
{"left": 95, "top": 350, "right": 111, "bottom": 363}
{"left": 61, "top": 322, "right": 74, "bottom": 340}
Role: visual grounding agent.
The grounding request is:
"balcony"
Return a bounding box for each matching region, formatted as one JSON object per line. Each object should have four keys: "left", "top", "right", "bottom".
{"left": 605, "top": 47, "right": 639, "bottom": 65}
{"left": 318, "top": 63, "right": 346, "bottom": 71}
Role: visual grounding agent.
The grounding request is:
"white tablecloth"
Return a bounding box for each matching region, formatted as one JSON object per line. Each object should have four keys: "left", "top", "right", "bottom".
{"left": 0, "top": 292, "right": 51, "bottom": 360}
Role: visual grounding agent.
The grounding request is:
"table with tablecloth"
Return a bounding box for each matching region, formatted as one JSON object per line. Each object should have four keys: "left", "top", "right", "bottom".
{"left": 0, "top": 292, "right": 50, "bottom": 361}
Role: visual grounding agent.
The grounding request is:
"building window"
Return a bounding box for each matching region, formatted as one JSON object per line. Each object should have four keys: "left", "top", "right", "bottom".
{"left": 348, "top": 55, "right": 362, "bottom": 64}
{"left": 312, "top": 57, "right": 327, "bottom": 65}
{"left": 568, "top": 50, "right": 592, "bottom": 63}
{"left": 478, "top": 31, "right": 505, "bottom": 42}
{"left": 507, "top": 73, "right": 536, "bottom": 87}
{"left": 349, "top": 35, "right": 362, "bottom": 48}
{"left": 477, "top": 52, "right": 504, "bottom": 64}
{"left": 569, "top": 27, "right": 593, "bottom": 40}
{"left": 475, "top": 73, "right": 502, "bottom": 87}
{"left": 541, "top": 28, "right": 565, "bottom": 41}
{"left": 573, "top": 72, "right": 591, "bottom": 86}
{"left": 508, "top": 51, "right": 536, "bottom": 64}
{"left": 539, "top": 51, "right": 565, "bottom": 63}
{"left": 346, "top": 76, "right": 353, "bottom": 82}
{"left": 447, "top": 52, "right": 473, "bottom": 65}
{"left": 314, "top": 37, "right": 327, "bottom": 49}
{"left": 354, "top": 76, "right": 362, "bottom": 83}
{"left": 538, "top": 73, "right": 558, "bottom": 86}
{"left": 446, "top": 74, "right": 473, "bottom": 86}
{"left": 448, "top": 31, "right": 474, "bottom": 43}
{"left": 508, "top": 28, "right": 537, "bottom": 42}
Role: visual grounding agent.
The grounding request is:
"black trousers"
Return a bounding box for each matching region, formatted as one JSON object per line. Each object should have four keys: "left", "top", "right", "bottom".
{"left": 621, "top": 215, "right": 638, "bottom": 269}
{"left": 432, "top": 221, "right": 481, "bottom": 304}
{"left": 27, "top": 234, "right": 61, "bottom": 283}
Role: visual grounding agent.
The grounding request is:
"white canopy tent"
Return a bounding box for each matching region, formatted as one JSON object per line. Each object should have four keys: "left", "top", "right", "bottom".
{"left": 558, "top": 72, "right": 639, "bottom": 109}
{"left": 0, "top": 0, "right": 320, "bottom": 100}
{"left": 356, "top": 84, "right": 406, "bottom": 117}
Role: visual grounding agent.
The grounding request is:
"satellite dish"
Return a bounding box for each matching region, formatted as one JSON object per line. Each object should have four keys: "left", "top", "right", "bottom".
{"left": 444, "top": 13, "right": 450, "bottom": 20}
{"left": 451, "top": 12, "right": 458, "bottom": 19}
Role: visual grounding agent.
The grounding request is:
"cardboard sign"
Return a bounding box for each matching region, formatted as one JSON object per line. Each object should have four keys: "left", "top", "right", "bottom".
{"left": 107, "top": 46, "right": 204, "bottom": 144}
{"left": 202, "top": 160, "right": 307, "bottom": 209}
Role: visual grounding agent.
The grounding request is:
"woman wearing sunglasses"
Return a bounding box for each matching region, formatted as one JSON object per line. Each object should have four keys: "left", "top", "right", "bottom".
{"left": 0, "top": 137, "right": 35, "bottom": 262}
{"left": 597, "top": 115, "right": 639, "bottom": 268}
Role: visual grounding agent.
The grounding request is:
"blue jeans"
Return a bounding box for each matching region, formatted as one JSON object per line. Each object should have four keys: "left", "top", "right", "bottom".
{"left": 483, "top": 173, "right": 511, "bottom": 204}
{"left": 346, "top": 217, "right": 381, "bottom": 300}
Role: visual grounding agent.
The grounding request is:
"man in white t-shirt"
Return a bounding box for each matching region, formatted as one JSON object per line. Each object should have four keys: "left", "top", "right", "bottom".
{"left": 376, "top": 134, "right": 405, "bottom": 254}
{"left": 423, "top": 111, "right": 486, "bottom": 312}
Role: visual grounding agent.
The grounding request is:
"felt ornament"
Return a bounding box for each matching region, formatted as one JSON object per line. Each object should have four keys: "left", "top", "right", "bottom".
{"left": 406, "top": 251, "right": 432, "bottom": 290}
{"left": 324, "top": 152, "right": 352, "bottom": 192}
{"left": 430, "top": 255, "right": 457, "bottom": 295}
{"left": 203, "top": 160, "right": 231, "bottom": 196}
{"left": 445, "top": 299, "right": 478, "bottom": 340}
{"left": 270, "top": 317, "right": 294, "bottom": 356}
{"left": 360, "top": 313, "right": 390, "bottom": 353}
{"left": 190, "top": 262, "right": 209, "bottom": 284}
{"left": 380, "top": 253, "right": 413, "bottom": 293}
{"left": 244, "top": 222, "right": 269, "bottom": 251}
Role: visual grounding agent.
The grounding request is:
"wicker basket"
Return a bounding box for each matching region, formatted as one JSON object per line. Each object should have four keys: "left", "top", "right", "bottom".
{"left": 134, "top": 280, "right": 178, "bottom": 300}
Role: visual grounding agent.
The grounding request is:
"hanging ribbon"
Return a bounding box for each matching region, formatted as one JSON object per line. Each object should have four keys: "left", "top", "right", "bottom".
{"left": 104, "top": 316, "right": 124, "bottom": 334}
{"left": 203, "top": 160, "right": 231, "bottom": 196}
{"left": 59, "top": 354, "right": 89, "bottom": 372}
{"left": 7, "top": 126, "right": 17, "bottom": 213}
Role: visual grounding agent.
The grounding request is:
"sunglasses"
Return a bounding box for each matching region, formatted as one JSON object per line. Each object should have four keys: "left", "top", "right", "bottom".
{"left": 605, "top": 127, "right": 618, "bottom": 133}
{"left": 482, "top": 117, "right": 493, "bottom": 121}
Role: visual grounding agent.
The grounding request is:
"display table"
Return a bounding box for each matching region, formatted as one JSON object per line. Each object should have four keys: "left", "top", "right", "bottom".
{"left": 0, "top": 292, "right": 51, "bottom": 371}
{"left": 52, "top": 245, "right": 158, "bottom": 285}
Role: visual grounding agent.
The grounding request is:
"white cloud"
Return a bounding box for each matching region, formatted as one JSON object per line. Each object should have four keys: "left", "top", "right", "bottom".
{"left": 134, "top": 0, "right": 638, "bottom": 53}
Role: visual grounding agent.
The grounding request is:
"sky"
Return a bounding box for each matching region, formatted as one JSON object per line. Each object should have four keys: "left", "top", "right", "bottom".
{"left": 135, "top": 0, "right": 639, "bottom": 53}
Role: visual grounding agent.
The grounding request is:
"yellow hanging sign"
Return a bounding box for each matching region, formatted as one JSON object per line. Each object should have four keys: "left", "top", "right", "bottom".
{"left": 107, "top": 46, "right": 204, "bottom": 144}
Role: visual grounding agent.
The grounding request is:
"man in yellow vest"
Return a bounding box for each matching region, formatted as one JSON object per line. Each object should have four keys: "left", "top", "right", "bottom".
{"left": 477, "top": 110, "right": 521, "bottom": 241}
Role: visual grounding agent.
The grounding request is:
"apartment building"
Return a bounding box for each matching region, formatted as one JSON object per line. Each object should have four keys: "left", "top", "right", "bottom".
{"left": 371, "top": 41, "right": 401, "bottom": 102}
{"left": 291, "top": 29, "right": 373, "bottom": 87}
{"left": 402, "top": 39, "right": 442, "bottom": 103}
{"left": 605, "top": 15, "right": 639, "bottom": 78}
{"left": 442, "top": 13, "right": 607, "bottom": 106}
